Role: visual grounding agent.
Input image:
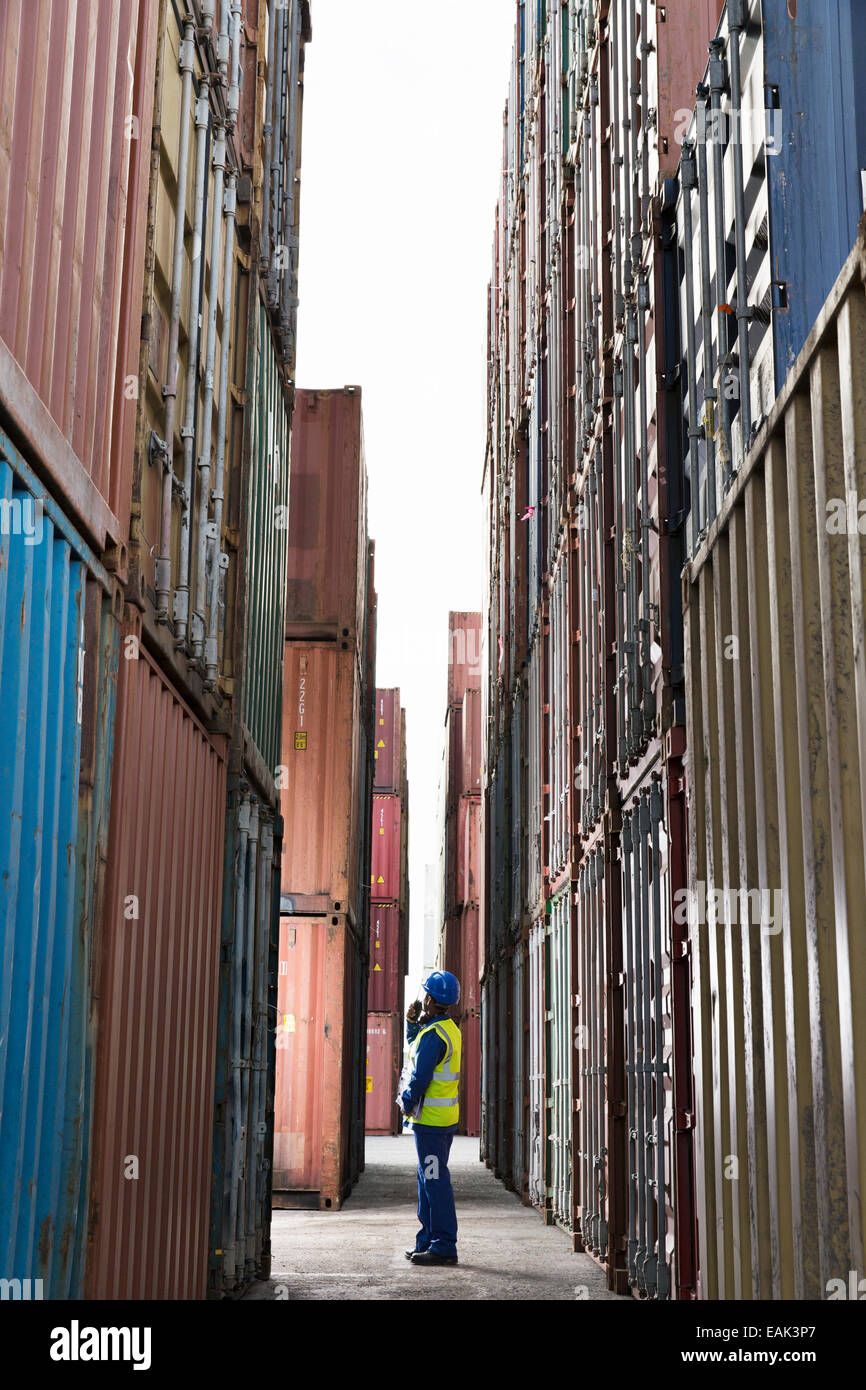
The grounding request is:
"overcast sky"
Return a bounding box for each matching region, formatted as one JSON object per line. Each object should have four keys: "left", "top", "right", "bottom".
{"left": 296, "top": 0, "right": 515, "bottom": 991}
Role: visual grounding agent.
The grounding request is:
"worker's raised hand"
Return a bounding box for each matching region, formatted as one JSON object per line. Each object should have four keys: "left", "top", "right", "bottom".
{"left": 406, "top": 1000, "right": 422, "bottom": 1023}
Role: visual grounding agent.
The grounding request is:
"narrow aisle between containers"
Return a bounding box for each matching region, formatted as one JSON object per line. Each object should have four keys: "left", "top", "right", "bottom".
{"left": 244, "top": 1137, "right": 622, "bottom": 1301}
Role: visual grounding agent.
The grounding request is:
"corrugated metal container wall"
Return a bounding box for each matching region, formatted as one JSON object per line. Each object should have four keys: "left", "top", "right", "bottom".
{"left": 133, "top": 4, "right": 254, "bottom": 693}
{"left": 241, "top": 299, "right": 292, "bottom": 774}
{"left": 528, "top": 920, "right": 545, "bottom": 1209}
{"left": 285, "top": 388, "right": 368, "bottom": 651}
{"left": 373, "top": 687, "right": 402, "bottom": 791}
{"left": 210, "top": 790, "right": 281, "bottom": 1297}
{"left": 280, "top": 642, "right": 363, "bottom": 919}
{"left": 369, "top": 902, "right": 403, "bottom": 1014}
{"left": 371, "top": 794, "right": 402, "bottom": 903}
{"left": 86, "top": 640, "right": 227, "bottom": 1299}
{"left": 0, "top": 0, "right": 159, "bottom": 545}
{"left": 684, "top": 227, "right": 866, "bottom": 1299}
{"left": 548, "top": 548, "right": 571, "bottom": 882}
{"left": 510, "top": 940, "right": 525, "bottom": 1195}
{"left": 273, "top": 913, "right": 363, "bottom": 1208}
{"left": 448, "top": 611, "right": 482, "bottom": 706}
{"left": 763, "top": 0, "right": 866, "bottom": 382}
{"left": 0, "top": 431, "right": 120, "bottom": 1300}
{"left": 460, "top": 1012, "right": 482, "bottom": 1139}
{"left": 460, "top": 687, "right": 482, "bottom": 795}
{"left": 546, "top": 889, "right": 572, "bottom": 1231}
{"left": 365, "top": 1013, "right": 401, "bottom": 1136}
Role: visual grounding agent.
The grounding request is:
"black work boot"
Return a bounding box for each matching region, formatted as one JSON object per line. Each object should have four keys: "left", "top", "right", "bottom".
{"left": 404, "top": 1248, "right": 428, "bottom": 1260}
{"left": 410, "top": 1251, "right": 458, "bottom": 1266}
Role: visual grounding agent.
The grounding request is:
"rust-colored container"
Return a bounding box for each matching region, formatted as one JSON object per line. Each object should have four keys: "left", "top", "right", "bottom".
{"left": 365, "top": 1013, "right": 402, "bottom": 1136}
{"left": 273, "top": 913, "right": 364, "bottom": 1209}
{"left": 370, "top": 794, "right": 402, "bottom": 902}
{"left": 445, "top": 797, "right": 482, "bottom": 915}
{"left": 0, "top": 0, "right": 159, "bottom": 549}
{"left": 373, "top": 687, "right": 403, "bottom": 792}
{"left": 86, "top": 637, "right": 227, "bottom": 1300}
{"left": 460, "top": 688, "right": 482, "bottom": 797}
{"left": 368, "top": 902, "right": 404, "bottom": 1015}
{"left": 447, "top": 611, "right": 482, "bottom": 706}
{"left": 280, "top": 641, "right": 364, "bottom": 920}
{"left": 285, "top": 388, "right": 369, "bottom": 652}
{"left": 457, "top": 1011, "right": 481, "bottom": 1139}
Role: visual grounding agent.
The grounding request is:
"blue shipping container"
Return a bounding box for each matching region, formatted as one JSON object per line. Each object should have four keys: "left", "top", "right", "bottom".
{"left": 764, "top": 0, "right": 866, "bottom": 383}
{"left": 0, "top": 428, "right": 119, "bottom": 1299}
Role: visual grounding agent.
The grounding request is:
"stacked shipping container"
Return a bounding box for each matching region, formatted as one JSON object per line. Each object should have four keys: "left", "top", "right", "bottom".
{"left": 0, "top": 0, "right": 311, "bottom": 1299}
{"left": 274, "top": 387, "right": 377, "bottom": 1207}
{"left": 365, "top": 689, "right": 410, "bottom": 1136}
{"left": 483, "top": 0, "right": 866, "bottom": 1301}
{"left": 435, "top": 615, "right": 483, "bottom": 1137}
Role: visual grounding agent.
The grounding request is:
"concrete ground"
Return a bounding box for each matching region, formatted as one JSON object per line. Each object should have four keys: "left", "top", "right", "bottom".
{"left": 245, "top": 1135, "right": 626, "bottom": 1301}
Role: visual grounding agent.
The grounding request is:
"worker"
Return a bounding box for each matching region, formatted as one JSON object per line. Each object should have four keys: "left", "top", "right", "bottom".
{"left": 400, "top": 971, "right": 462, "bottom": 1266}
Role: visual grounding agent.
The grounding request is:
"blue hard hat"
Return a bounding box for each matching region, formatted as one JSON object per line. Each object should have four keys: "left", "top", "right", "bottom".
{"left": 422, "top": 971, "right": 460, "bottom": 1006}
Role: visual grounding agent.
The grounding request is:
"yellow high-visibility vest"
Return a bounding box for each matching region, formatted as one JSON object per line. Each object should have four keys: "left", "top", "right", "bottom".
{"left": 409, "top": 1017, "right": 461, "bottom": 1127}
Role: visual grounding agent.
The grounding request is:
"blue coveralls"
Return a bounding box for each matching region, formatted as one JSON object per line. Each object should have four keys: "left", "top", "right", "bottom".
{"left": 402, "top": 1016, "right": 458, "bottom": 1257}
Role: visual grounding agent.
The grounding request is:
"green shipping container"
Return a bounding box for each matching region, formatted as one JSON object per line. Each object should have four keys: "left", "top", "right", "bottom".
{"left": 241, "top": 298, "right": 293, "bottom": 779}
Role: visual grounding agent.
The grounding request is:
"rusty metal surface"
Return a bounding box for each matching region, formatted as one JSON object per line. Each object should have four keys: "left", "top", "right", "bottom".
{"left": 0, "top": 0, "right": 159, "bottom": 533}
{"left": 447, "top": 611, "right": 482, "bottom": 706}
{"left": 368, "top": 902, "right": 403, "bottom": 1015}
{"left": 370, "top": 794, "right": 402, "bottom": 904}
{"left": 280, "top": 641, "right": 364, "bottom": 920}
{"left": 273, "top": 912, "right": 364, "bottom": 1207}
{"left": 364, "top": 1013, "right": 401, "bottom": 1136}
{"left": 85, "top": 638, "right": 227, "bottom": 1299}
{"left": 684, "top": 226, "right": 866, "bottom": 1300}
{"left": 286, "top": 388, "right": 369, "bottom": 651}
{"left": 373, "top": 687, "right": 402, "bottom": 792}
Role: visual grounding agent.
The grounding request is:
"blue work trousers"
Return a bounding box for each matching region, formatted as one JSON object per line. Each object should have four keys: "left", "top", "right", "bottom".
{"left": 412, "top": 1122, "right": 458, "bottom": 1256}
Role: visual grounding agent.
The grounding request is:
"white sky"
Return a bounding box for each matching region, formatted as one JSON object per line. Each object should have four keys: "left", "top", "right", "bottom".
{"left": 296, "top": 0, "right": 515, "bottom": 992}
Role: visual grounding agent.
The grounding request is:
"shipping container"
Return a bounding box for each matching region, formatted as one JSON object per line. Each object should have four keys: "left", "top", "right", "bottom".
{"left": 365, "top": 1013, "right": 401, "bottom": 1137}
{"left": 0, "top": 0, "right": 159, "bottom": 549}
{"left": 370, "top": 794, "right": 402, "bottom": 903}
{"left": 510, "top": 938, "right": 526, "bottom": 1195}
{"left": 368, "top": 902, "right": 404, "bottom": 1015}
{"left": 285, "top": 387, "right": 369, "bottom": 652}
{"left": 447, "top": 611, "right": 482, "bottom": 706}
{"left": 208, "top": 789, "right": 282, "bottom": 1298}
{"left": 85, "top": 637, "right": 228, "bottom": 1300}
{"left": 460, "top": 687, "right": 482, "bottom": 795}
{"left": 279, "top": 641, "right": 365, "bottom": 921}
{"left": 240, "top": 298, "right": 294, "bottom": 779}
{"left": 684, "top": 223, "right": 866, "bottom": 1299}
{"left": 0, "top": 428, "right": 120, "bottom": 1300}
{"left": 273, "top": 912, "right": 365, "bottom": 1208}
{"left": 373, "top": 687, "right": 403, "bottom": 792}
{"left": 527, "top": 920, "right": 545, "bottom": 1209}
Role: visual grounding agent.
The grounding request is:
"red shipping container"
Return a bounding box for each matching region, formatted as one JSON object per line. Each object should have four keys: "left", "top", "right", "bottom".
{"left": 86, "top": 641, "right": 227, "bottom": 1299}
{"left": 286, "top": 388, "right": 369, "bottom": 652}
{"left": 365, "top": 1013, "right": 402, "bottom": 1136}
{"left": 368, "top": 902, "right": 404, "bottom": 1014}
{"left": 273, "top": 913, "right": 364, "bottom": 1209}
{"left": 457, "top": 1012, "right": 481, "bottom": 1138}
{"left": 280, "top": 641, "right": 364, "bottom": 920}
{"left": 0, "top": 0, "right": 159, "bottom": 550}
{"left": 447, "top": 612, "right": 482, "bottom": 706}
{"left": 445, "top": 796, "right": 482, "bottom": 913}
{"left": 373, "top": 687, "right": 402, "bottom": 792}
{"left": 461, "top": 688, "right": 482, "bottom": 796}
{"left": 370, "top": 794, "right": 401, "bottom": 901}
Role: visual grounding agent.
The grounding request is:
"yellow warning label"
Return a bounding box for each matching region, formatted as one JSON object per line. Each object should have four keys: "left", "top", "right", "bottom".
{"left": 375, "top": 940, "right": 381, "bottom": 948}
{"left": 373, "top": 962, "right": 381, "bottom": 972}
{"left": 377, "top": 740, "right": 386, "bottom": 748}
{"left": 366, "top": 1077, "right": 372, "bottom": 1093}
{"left": 294, "top": 731, "right": 307, "bottom": 751}
{"left": 379, "top": 827, "right": 384, "bottom": 835}
{"left": 379, "top": 718, "right": 384, "bottom": 725}
{"left": 377, "top": 875, "right": 384, "bottom": 884}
